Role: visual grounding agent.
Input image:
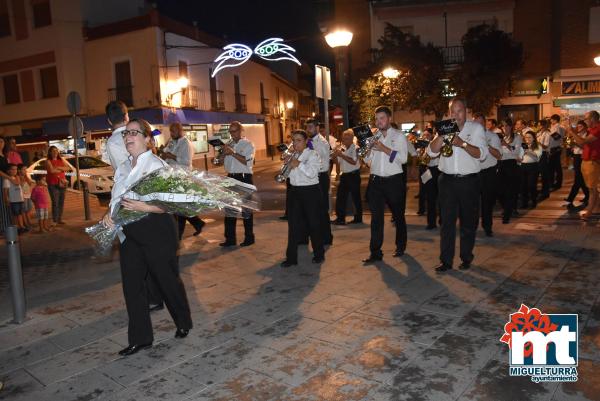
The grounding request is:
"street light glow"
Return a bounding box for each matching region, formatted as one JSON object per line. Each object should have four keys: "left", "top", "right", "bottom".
{"left": 595, "top": 55, "right": 600, "bottom": 66}
{"left": 382, "top": 67, "right": 400, "bottom": 79}
{"left": 325, "top": 30, "right": 353, "bottom": 48}
{"left": 286, "top": 100, "right": 294, "bottom": 109}
{"left": 177, "top": 76, "right": 189, "bottom": 89}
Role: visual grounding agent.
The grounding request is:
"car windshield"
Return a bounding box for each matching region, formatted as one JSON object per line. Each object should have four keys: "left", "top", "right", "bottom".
{"left": 65, "top": 157, "right": 110, "bottom": 169}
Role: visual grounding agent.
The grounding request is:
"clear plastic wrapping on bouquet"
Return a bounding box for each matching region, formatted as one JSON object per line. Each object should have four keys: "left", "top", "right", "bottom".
{"left": 85, "top": 167, "right": 260, "bottom": 255}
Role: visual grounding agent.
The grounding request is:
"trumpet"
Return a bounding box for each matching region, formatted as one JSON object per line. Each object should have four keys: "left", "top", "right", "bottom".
{"left": 441, "top": 133, "right": 457, "bottom": 157}
{"left": 417, "top": 148, "right": 431, "bottom": 166}
{"left": 212, "top": 138, "right": 234, "bottom": 165}
{"left": 564, "top": 134, "right": 576, "bottom": 148}
{"left": 330, "top": 144, "right": 346, "bottom": 159}
{"left": 433, "top": 119, "right": 460, "bottom": 158}
{"left": 357, "top": 131, "right": 382, "bottom": 159}
{"left": 275, "top": 150, "right": 300, "bottom": 183}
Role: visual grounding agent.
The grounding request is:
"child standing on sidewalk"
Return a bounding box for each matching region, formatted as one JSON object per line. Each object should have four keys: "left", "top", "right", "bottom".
{"left": 3, "top": 164, "right": 27, "bottom": 233}
{"left": 30, "top": 175, "right": 52, "bottom": 233}
{"left": 18, "top": 164, "right": 34, "bottom": 229}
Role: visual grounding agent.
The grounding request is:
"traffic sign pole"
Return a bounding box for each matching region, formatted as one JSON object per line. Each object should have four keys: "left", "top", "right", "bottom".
{"left": 66, "top": 92, "right": 90, "bottom": 220}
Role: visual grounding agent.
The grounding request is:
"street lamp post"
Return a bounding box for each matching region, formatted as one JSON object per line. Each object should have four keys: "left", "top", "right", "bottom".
{"left": 325, "top": 30, "right": 353, "bottom": 130}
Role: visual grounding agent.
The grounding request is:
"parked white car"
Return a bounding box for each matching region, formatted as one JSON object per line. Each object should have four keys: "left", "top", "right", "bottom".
{"left": 27, "top": 155, "right": 114, "bottom": 194}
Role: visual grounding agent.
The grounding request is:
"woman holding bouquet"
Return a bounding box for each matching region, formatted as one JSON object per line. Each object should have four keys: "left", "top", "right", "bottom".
{"left": 102, "top": 118, "right": 192, "bottom": 356}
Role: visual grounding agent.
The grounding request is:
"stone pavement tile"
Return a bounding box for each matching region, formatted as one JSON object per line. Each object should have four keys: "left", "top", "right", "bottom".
{"left": 418, "top": 288, "right": 482, "bottom": 318}
{"left": 447, "top": 307, "right": 508, "bottom": 345}
{"left": 48, "top": 310, "right": 129, "bottom": 350}
{"left": 336, "top": 333, "right": 427, "bottom": 385}
{"left": 281, "top": 338, "right": 351, "bottom": 368}
{"left": 245, "top": 314, "right": 329, "bottom": 351}
{"left": 356, "top": 293, "right": 420, "bottom": 321}
{"left": 477, "top": 278, "right": 545, "bottom": 316}
{"left": 97, "top": 339, "right": 203, "bottom": 386}
{"left": 188, "top": 294, "right": 251, "bottom": 321}
{"left": 191, "top": 368, "right": 289, "bottom": 401}
{"left": 390, "top": 332, "right": 499, "bottom": 399}
{"left": 186, "top": 281, "right": 246, "bottom": 304}
{"left": 551, "top": 358, "right": 600, "bottom": 401}
{"left": 239, "top": 298, "right": 308, "bottom": 326}
{"left": 0, "top": 338, "right": 62, "bottom": 375}
{"left": 3, "top": 368, "right": 123, "bottom": 401}
{"left": 456, "top": 358, "right": 558, "bottom": 401}
{"left": 59, "top": 298, "right": 126, "bottom": 326}
{"left": 249, "top": 349, "right": 328, "bottom": 387}
{"left": 0, "top": 315, "right": 79, "bottom": 352}
{"left": 310, "top": 312, "right": 395, "bottom": 348}
{"left": 392, "top": 310, "right": 457, "bottom": 346}
{"left": 25, "top": 337, "right": 122, "bottom": 385}
{"left": 101, "top": 368, "right": 205, "bottom": 401}
{"left": 281, "top": 369, "right": 379, "bottom": 401}
{"left": 172, "top": 339, "right": 276, "bottom": 387}
{"left": 0, "top": 368, "right": 44, "bottom": 400}
{"left": 535, "top": 298, "right": 595, "bottom": 326}
{"left": 179, "top": 315, "right": 261, "bottom": 353}
{"left": 226, "top": 272, "right": 279, "bottom": 291}
{"left": 580, "top": 302, "right": 600, "bottom": 362}
{"left": 299, "top": 294, "right": 367, "bottom": 323}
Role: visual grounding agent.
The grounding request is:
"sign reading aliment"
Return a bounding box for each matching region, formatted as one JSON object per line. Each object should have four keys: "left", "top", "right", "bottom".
{"left": 562, "top": 80, "right": 600, "bottom": 96}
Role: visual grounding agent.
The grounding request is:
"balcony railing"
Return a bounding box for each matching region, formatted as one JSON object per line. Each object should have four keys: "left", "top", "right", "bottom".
{"left": 211, "top": 89, "right": 225, "bottom": 111}
{"left": 235, "top": 93, "right": 247, "bottom": 112}
{"left": 261, "top": 98, "right": 270, "bottom": 114}
{"left": 438, "top": 46, "right": 464, "bottom": 65}
{"left": 182, "top": 85, "right": 211, "bottom": 110}
{"left": 108, "top": 85, "right": 134, "bottom": 107}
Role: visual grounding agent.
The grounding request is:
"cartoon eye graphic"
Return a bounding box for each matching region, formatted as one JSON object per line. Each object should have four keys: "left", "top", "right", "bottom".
{"left": 212, "top": 44, "right": 253, "bottom": 77}
{"left": 254, "top": 38, "right": 301, "bottom": 66}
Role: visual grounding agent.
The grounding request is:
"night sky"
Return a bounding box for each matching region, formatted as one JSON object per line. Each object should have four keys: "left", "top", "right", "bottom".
{"left": 157, "top": 0, "right": 334, "bottom": 69}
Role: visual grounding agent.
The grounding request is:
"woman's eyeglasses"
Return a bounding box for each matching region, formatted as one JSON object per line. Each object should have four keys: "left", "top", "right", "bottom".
{"left": 122, "top": 129, "right": 143, "bottom": 138}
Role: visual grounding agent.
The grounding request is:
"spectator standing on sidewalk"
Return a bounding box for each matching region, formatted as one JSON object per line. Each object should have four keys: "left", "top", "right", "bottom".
{"left": 45, "top": 146, "right": 69, "bottom": 225}
{"left": 30, "top": 176, "right": 52, "bottom": 232}
{"left": 0, "top": 137, "right": 16, "bottom": 235}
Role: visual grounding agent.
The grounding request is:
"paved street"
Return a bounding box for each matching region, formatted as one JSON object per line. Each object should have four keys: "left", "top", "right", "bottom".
{"left": 0, "top": 160, "right": 599, "bottom": 401}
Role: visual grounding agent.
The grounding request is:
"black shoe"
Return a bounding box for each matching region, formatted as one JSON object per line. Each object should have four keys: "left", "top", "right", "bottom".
{"left": 280, "top": 260, "right": 297, "bottom": 268}
{"left": 390, "top": 218, "right": 396, "bottom": 223}
{"left": 240, "top": 238, "right": 255, "bottom": 247}
{"left": 393, "top": 250, "right": 404, "bottom": 257}
{"left": 192, "top": 221, "right": 205, "bottom": 236}
{"left": 175, "top": 328, "right": 189, "bottom": 339}
{"left": 485, "top": 230, "right": 493, "bottom": 237}
{"left": 279, "top": 215, "right": 288, "bottom": 220}
{"left": 458, "top": 261, "right": 471, "bottom": 270}
{"left": 219, "top": 241, "right": 236, "bottom": 247}
{"left": 512, "top": 210, "right": 520, "bottom": 217}
{"left": 331, "top": 219, "right": 346, "bottom": 225}
{"left": 324, "top": 236, "right": 333, "bottom": 246}
{"left": 425, "top": 225, "right": 436, "bottom": 230}
{"left": 118, "top": 343, "right": 152, "bottom": 356}
{"left": 149, "top": 303, "right": 164, "bottom": 312}
{"left": 312, "top": 256, "right": 324, "bottom": 263}
{"left": 502, "top": 218, "right": 509, "bottom": 224}
{"left": 416, "top": 211, "right": 425, "bottom": 216}
{"left": 348, "top": 218, "right": 362, "bottom": 224}
{"left": 362, "top": 254, "right": 382, "bottom": 264}
{"left": 434, "top": 263, "right": 452, "bottom": 273}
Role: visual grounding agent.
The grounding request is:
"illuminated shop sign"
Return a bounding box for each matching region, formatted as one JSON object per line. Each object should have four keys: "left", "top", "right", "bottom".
{"left": 212, "top": 38, "right": 301, "bottom": 77}
{"left": 562, "top": 80, "right": 600, "bottom": 96}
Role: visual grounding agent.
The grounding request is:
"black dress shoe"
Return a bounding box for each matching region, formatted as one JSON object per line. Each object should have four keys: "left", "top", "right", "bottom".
{"left": 118, "top": 343, "right": 152, "bottom": 356}
{"left": 362, "top": 255, "right": 382, "bottom": 264}
{"left": 280, "top": 260, "right": 297, "bottom": 268}
{"left": 434, "top": 263, "right": 452, "bottom": 273}
{"left": 175, "top": 328, "right": 189, "bottom": 338}
{"left": 348, "top": 219, "right": 362, "bottom": 224}
{"left": 279, "top": 215, "right": 288, "bottom": 220}
{"left": 502, "top": 218, "right": 510, "bottom": 224}
{"left": 425, "top": 225, "right": 436, "bottom": 230}
{"left": 312, "top": 256, "right": 324, "bottom": 263}
{"left": 219, "top": 241, "right": 236, "bottom": 247}
{"left": 148, "top": 303, "right": 164, "bottom": 312}
{"left": 240, "top": 239, "right": 255, "bottom": 247}
{"left": 416, "top": 211, "right": 425, "bottom": 216}
{"left": 485, "top": 230, "right": 494, "bottom": 237}
{"left": 192, "top": 221, "right": 206, "bottom": 236}
{"left": 393, "top": 250, "right": 404, "bottom": 257}
{"left": 458, "top": 261, "right": 471, "bottom": 270}
{"left": 331, "top": 220, "right": 346, "bottom": 225}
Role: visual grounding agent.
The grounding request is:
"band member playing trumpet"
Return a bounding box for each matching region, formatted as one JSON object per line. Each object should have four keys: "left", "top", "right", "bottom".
{"left": 427, "top": 98, "right": 487, "bottom": 272}
{"left": 281, "top": 130, "right": 325, "bottom": 267}
{"left": 417, "top": 128, "right": 440, "bottom": 229}
{"left": 220, "top": 121, "right": 256, "bottom": 247}
{"left": 362, "top": 106, "right": 408, "bottom": 263}
{"left": 331, "top": 129, "right": 362, "bottom": 225}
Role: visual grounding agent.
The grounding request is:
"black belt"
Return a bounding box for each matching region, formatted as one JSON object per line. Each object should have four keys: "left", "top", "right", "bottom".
{"left": 342, "top": 170, "right": 360, "bottom": 175}
{"left": 369, "top": 173, "right": 402, "bottom": 181}
{"left": 228, "top": 173, "right": 253, "bottom": 178}
{"left": 481, "top": 165, "right": 497, "bottom": 172}
{"left": 442, "top": 172, "right": 478, "bottom": 179}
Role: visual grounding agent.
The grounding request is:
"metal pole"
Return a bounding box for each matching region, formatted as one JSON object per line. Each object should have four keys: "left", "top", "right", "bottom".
{"left": 83, "top": 183, "right": 91, "bottom": 220}
{"left": 322, "top": 68, "right": 330, "bottom": 144}
{"left": 203, "top": 154, "right": 208, "bottom": 171}
{"left": 6, "top": 226, "right": 26, "bottom": 324}
{"left": 338, "top": 48, "right": 349, "bottom": 129}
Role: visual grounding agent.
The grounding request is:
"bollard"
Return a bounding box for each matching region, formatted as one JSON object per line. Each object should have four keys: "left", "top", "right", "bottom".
{"left": 203, "top": 154, "right": 209, "bottom": 171}
{"left": 83, "top": 183, "right": 91, "bottom": 220}
{"left": 5, "top": 226, "right": 26, "bottom": 324}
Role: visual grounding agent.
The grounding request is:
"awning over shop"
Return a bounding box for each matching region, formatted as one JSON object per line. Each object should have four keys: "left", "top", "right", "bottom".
{"left": 553, "top": 97, "right": 600, "bottom": 107}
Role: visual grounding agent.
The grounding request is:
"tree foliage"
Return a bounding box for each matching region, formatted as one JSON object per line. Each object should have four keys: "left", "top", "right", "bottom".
{"left": 451, "top": 24, "right": 523, "bottom": 115}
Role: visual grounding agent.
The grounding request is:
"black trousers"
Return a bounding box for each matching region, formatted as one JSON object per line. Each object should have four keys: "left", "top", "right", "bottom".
{"left": 418, "top": 165, "right": 427, "bottom": 214}
{"left": 286, "top": 184, "right": 324, "bottom": 263}
{"left": 567, "top": 154, "right": 589, "bottom": 202}
{"left": 480, "top": 165, "right": 497, "bottom": 233}
{"left": 367, "top": 173, "right": 407, "bottom": 256}
{"left": 539, "top": 152, "right": 551, "bottom": 197}
{"left": 120, "top": 213, "right": 192, "bottom": 345}
{"left": 177, "top": 215, "right": 204, "bottom": 240}
{"left": 283, "top": 178, "right": 291, "bottom": 217}
{"left": 318, "top": 172, "right": 333, "bottom": 243}
{"left": 224, "top": 173, "right": 254, "bottom": 242}
{"left": 420, "top": 166, "right": 440, "bottom": 228}
{"left": 438, "top": 173, "right": 480, "bottom": 266}
{"left": 335, "top": 170, "right": 362, "bottom": 221}
{"left": 498, "top": 159, "right": 519, "bottom": 220}
{"left": 520, "top": 163, "right": 539, "bottom": 208}
{"left": 549, "top": 148, "right": 563, "bottom": 189}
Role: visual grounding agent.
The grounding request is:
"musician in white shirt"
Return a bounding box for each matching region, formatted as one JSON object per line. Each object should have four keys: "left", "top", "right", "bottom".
{"left": 426, "top": 98, "right": 487, "bottom": 272}
{"left": 162, "top": 122, "right": 205, "bottom": 239}
{"left": 103, "top": 100, "right": 130, "bottom": 169}
{"left": 536, "top": 119, "right": 552, "bottom": 198}
{"left": 220, "top": 121, "right": 256, "bottom": 247}
{"left": 549, "top": 114, "right": 565, "bottom": 190}
{"left": 331, "top": 129, "right": 362, "bottom": 225}
{"left": 306, "top": 119, "right": 333, "bottom": 245}
{"left": 477, "top": 114, "right": 502, "bottom": 237}
{"left": 565, "top": 120, "right": 589, "bottom": 208}
{"left": 362, "top": 106, "right": 408, "bottom": 263}
{"left": 281, "top": 130, "right": 325, "bottom": 267}
{"left": 418, "top": 128, "right": 440, "bottom": 230}
{"left": 498, "top": 119, "right": 522, "bottom": 224}
{"left": 519, "top": 131, "right": 542, "bottom": 209}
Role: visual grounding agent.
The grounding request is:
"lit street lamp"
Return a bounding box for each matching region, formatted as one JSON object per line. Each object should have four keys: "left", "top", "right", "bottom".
{"left": 595, "top": 55, "right": 600, "bottom": 67}
{"left": 382, "top": 67, "right": 400, "bottom": 79}
{"left": 325, "top": 30, "right": 353, "bottom": 129}
{"left": 166, "top": 77, "right": 190, "bottom": 106}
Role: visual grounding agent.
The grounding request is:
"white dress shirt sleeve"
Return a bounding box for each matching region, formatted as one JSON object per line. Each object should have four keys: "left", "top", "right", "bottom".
{"left": 470, "top": 124, "right": 488, "bottom": 162}
{"left": 298, "top": 150, "right": 319, "bottom": 179}
{"left": 392, "top": 132, "right": 408, "bottom": 166}
{"left": 175, "top": 138, "right": 193, "bottom": 168}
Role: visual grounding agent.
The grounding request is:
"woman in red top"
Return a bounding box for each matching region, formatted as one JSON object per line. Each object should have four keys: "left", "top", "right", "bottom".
{"left": 45, "top": 146, "right": 70, "bottom": 224}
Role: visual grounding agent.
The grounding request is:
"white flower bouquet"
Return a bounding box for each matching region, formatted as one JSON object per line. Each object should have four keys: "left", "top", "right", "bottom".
{"left": 85, "top": 167, "right": 259, "bottom": 255}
